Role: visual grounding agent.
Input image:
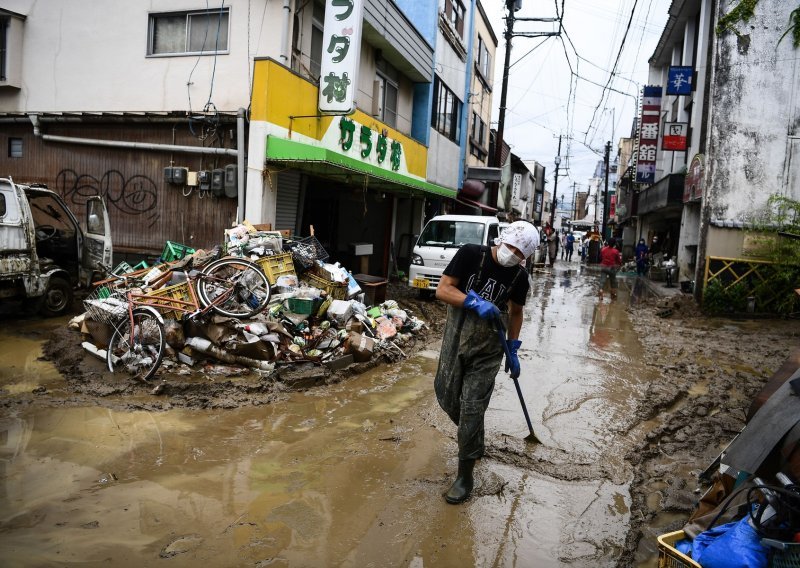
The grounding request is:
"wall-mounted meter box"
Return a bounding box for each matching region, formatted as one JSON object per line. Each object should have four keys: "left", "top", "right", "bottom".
{"left": 211, "top": 169, "right": 225, "bottom": 196}
{"left": 163, "top": 167, "right": 188, "bottom": 184}
{"left": 224, "top": 164, "right": 237, "bottom": 198}
{"left": 198, "top": 170, "right": 211, "bottom": 191}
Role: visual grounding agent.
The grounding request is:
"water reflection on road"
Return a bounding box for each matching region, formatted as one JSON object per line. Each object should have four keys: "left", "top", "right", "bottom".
{"left": 0, "top": 262, "right": 661, "bottom": 566}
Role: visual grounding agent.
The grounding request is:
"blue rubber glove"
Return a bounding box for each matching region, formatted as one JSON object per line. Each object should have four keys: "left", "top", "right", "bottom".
{"left": 505, "top": 339, "right": 522, "bottom": 379}
{"left": 463, "top": 289, "right": 500, "bottom": 320}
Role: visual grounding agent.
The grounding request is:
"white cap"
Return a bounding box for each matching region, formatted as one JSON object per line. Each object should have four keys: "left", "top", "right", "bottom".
{"left": 498, "top": 221, "right": 540, "bottom": 259}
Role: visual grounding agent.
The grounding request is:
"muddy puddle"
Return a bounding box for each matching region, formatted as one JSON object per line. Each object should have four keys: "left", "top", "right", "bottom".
{"left": 3, "top": 264, "right": 794, "bottom": 566}
{"left": 0, "top": 264, "right": 669, "bottom": 567}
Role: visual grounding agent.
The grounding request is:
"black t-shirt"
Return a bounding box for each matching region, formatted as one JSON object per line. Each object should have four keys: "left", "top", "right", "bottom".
{"left": 443, "top": 244, "right": 530, "bottom": 309}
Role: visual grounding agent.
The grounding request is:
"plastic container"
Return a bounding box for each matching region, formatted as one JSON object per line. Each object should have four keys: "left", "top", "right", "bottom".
{"left": 161, "top": 241, "right": 196, "bottom": 262}
{"left": 256, "top": 252, "right": 296, "bottom": 284}
{"left": 302, "top": 271, "right": 348, "bottom": 300}
{"left": 657, "top": 531, "right": 701, "bottom": 568}
{"left": 111, "top": 261, "right": 133, "bottom": 276}
{"left": 769, "top": 542, "right": 800, "bottom": 568}
{"left": 287, "top": 297, "right": 315, "bottom": 315}
{"left": 146, "top": 281, "right": 193, "bottom": 320}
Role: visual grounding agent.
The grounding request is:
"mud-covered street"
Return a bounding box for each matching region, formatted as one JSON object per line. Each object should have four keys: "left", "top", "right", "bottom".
{"left": 1, "top": 263, "right": 799, "bottom": 567}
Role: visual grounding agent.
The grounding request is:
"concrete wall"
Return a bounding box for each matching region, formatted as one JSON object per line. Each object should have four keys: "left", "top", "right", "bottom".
{"left": 427, "top": 130, "right": 461, "bottom": 189}
{"left": 0, "top": 0, "right": 279, "bottom": 113}
{"left": 705, "top": 0, "right": 800, "bottom": 223}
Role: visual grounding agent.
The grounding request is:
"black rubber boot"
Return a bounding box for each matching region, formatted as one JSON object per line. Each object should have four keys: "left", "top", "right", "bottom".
{"left": 444, "top": 459, "right": 476, "bottom": 504}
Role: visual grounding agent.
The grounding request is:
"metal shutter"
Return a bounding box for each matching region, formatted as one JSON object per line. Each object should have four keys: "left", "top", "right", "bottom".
{"left": 275, "top": 171, "right": 302, "bottom": 234}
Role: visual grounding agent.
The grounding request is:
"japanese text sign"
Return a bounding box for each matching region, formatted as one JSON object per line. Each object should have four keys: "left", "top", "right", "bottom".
{"left": 666, "top": 66, "right": 693, "bottom": 96}
{"left": 663, "top": 122, "right": 688, "bottom": 151}
{"left": 319, "top": 0, "right": 364, "bottom": 114}
{"left": 339, "top": 117, "right": 403, "bottom": 171}
{"left": 635, "top": 85, "right": 662, "bottom": 184}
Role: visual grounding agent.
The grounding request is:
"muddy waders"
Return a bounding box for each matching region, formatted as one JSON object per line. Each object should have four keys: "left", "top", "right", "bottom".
{"left": 435, "top": 305, "right": 506, "bottom": 503}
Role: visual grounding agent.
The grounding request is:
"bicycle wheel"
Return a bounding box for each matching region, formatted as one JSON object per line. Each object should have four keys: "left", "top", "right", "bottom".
{"left": 107, "top": 308, "right": 165, "bottom": 381}
{"left": 196, "top": 257, "right": 271, "bottom": 318}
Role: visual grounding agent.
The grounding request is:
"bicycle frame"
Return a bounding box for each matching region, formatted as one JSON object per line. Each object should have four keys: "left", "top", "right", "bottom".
{"left": 127, "top": 270, "right": 239, "bottom": 321}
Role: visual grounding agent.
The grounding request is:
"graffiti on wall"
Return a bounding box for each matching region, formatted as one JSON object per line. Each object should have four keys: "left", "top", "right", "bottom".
{"left": 55, "top": 169, "right": 160, "bottom": 227}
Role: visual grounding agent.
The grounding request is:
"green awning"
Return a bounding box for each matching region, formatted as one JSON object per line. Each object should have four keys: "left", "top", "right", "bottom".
{"left": 264, "top": 136, "right": 456, "bottom": 199}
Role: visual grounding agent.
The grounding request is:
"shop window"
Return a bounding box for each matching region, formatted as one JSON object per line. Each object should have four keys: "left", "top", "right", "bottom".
{"left": 8, "top": 137, "right": 22, "bottom": 158}
{"left": 148, "top": 8, "right": 229, "bottom": 56}
{"left": 431, "top": 76, "right": 462, "bottom": 143}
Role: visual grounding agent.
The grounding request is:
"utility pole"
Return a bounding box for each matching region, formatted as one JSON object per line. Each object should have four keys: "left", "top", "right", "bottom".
{"left": 490, "top": 1, "right": 561, "bottom": 212}
{"left": 489, "top": 0, "right": 517, "bottom": 211}
{"left": 549, "top": 135, "right": 562, "bottom": 226}
{"left": 601, "top": 140, "right": 611, "bottom": 240}
{"left": 571, "top": 182, "right": 577, "bottom": 221}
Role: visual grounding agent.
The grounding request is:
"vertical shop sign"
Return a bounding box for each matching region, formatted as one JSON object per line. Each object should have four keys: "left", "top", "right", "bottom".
{"left": 511, "top": 173, "right": 522, "bottom": 205}
{"left": 635, "top": 85, "right": 662, "bottom": 184}
{"left": 319, "top": 0, "right": 364, "bottom": 114}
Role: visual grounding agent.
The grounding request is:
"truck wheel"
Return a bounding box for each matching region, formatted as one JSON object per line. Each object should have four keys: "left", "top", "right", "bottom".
{"left": 40, "top": 277, "right": 73, "bottom": 317}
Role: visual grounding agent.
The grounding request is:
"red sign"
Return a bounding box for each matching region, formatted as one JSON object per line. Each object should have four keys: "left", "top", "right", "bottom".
{"left": 635, "top": 86, "right": 662, "bottom": 184}
{"left": 683, "top": 154, "right": 705, "bottom": 203}
{"left": 663, "top": 122, "right": 688, "bottom": 151}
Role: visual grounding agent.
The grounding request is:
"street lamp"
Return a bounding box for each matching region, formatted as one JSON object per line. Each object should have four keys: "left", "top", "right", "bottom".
{"left": 549, "top": 154, "right": 561, "bottom": 226}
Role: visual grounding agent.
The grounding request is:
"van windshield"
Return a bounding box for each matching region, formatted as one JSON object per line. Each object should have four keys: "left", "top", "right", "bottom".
{"left": 418, "top": 220, "right": 484, "bottom": 248}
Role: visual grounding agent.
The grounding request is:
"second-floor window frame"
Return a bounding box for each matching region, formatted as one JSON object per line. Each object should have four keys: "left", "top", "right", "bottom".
{"left": 441, "top": 0, "right": 465, "bottom": 39}
{"left": 432, "top": 76, "right": 462, "bottom": 143}
{"left": 147, "top": 7, "right": 231, "bottom": 57}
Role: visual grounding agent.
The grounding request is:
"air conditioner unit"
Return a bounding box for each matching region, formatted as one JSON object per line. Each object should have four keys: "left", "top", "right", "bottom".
{"left": 371, "top": 80, "right": 384, "bottom": 117}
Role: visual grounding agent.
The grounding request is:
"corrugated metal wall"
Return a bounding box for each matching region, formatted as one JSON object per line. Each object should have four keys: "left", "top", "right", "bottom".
{"left": 275, "top": 171, "right": 302, "bottom": 234}
{"left": 0, "top": 122, "right": 238, "bottom": 256}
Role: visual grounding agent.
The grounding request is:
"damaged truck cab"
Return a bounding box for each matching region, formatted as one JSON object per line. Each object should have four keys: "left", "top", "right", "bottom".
{"left": 0, "top": 177, "right": 112, "bottom": 316}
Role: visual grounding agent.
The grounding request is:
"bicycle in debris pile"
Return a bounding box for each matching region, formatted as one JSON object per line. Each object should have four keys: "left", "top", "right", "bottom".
{"left": 84, "top": 257, "right": 272, "bottom": 382}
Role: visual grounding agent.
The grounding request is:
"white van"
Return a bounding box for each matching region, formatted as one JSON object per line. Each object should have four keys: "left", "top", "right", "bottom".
{"left": 408, "top": 215, "right": 505, "bottom": 294}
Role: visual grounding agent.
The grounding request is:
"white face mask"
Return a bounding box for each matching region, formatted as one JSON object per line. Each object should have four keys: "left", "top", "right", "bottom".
{"left": 497, "top": 244, "right": 521, "bottom": 267}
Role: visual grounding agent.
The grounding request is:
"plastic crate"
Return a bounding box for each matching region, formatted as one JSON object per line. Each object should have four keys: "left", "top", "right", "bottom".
{"left": 285, "top": 235, "right": 329, "bottom": 269}
{"left": 111, "top": 261, "right": 133, "bottom": 276}
{"left": 256, "top": 252, "right": 296, "bottom": 284}
{"left": 657, "top": 531, "right": 701, "bottom": 568}
{"left": 161, "top": 241, "right": 196, "bottom": 262}
{"left": 146, "top": 281, "right": 193, "bottom": 320}
{"left": 769, "top": 543, "right": 800, "bottom": 568}
{"left": 302, "top": 271, "right": 348, "bottom": 300}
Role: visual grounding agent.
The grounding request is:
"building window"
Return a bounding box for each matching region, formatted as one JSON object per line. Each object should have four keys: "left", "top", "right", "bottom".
{"left": 475, "top": 36, "right": 491, "bottom": 81}
{"left": 376, "top": 59, "right": 399, "bottom": 128}
{"left": 8, "top": 137, "right": 22, "bottom": 158}
{"left": 0, "top": 17, "right": 7, "bottom": 81}
{"left": 148, "top": 9, "right": 230, "bottom": 56}
{"left": 431, "top": 76, "right": 462, "bottom": 142}
{"left": 310, "top": 2, "right": 324, "bottom": 78}
{"left": 441, "top": 0, "right": 465, "bottom": 38}
{"left": 470, "top": 112, "right": 487, "bottom": 159}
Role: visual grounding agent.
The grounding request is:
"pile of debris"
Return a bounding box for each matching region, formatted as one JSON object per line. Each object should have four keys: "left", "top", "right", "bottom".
{"left": 72, "top": 223, "right": 426, "bottom": 381}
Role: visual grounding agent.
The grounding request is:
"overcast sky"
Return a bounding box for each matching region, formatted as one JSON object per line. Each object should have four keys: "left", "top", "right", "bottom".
{"left": 479, "top": 0, "right": 673, "bottom": 201}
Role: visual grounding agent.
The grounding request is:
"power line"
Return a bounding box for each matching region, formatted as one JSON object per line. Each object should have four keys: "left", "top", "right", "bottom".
{"left": 583, "top": 0, "right": 641, "bottom": 145}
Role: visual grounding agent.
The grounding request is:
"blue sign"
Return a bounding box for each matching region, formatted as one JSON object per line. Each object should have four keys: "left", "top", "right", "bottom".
{"left": 667, "top": 66, "right": 693, "bottom": 95}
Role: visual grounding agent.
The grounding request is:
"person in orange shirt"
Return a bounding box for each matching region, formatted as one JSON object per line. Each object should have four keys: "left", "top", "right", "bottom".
{"left": 598, "top": 237, "right": 622, "bottom": 300}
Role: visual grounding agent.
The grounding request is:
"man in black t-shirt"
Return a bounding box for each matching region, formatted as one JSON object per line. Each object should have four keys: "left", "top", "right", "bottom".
{"left": 434, "top": 221, "right": 539, "bottom": 504}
